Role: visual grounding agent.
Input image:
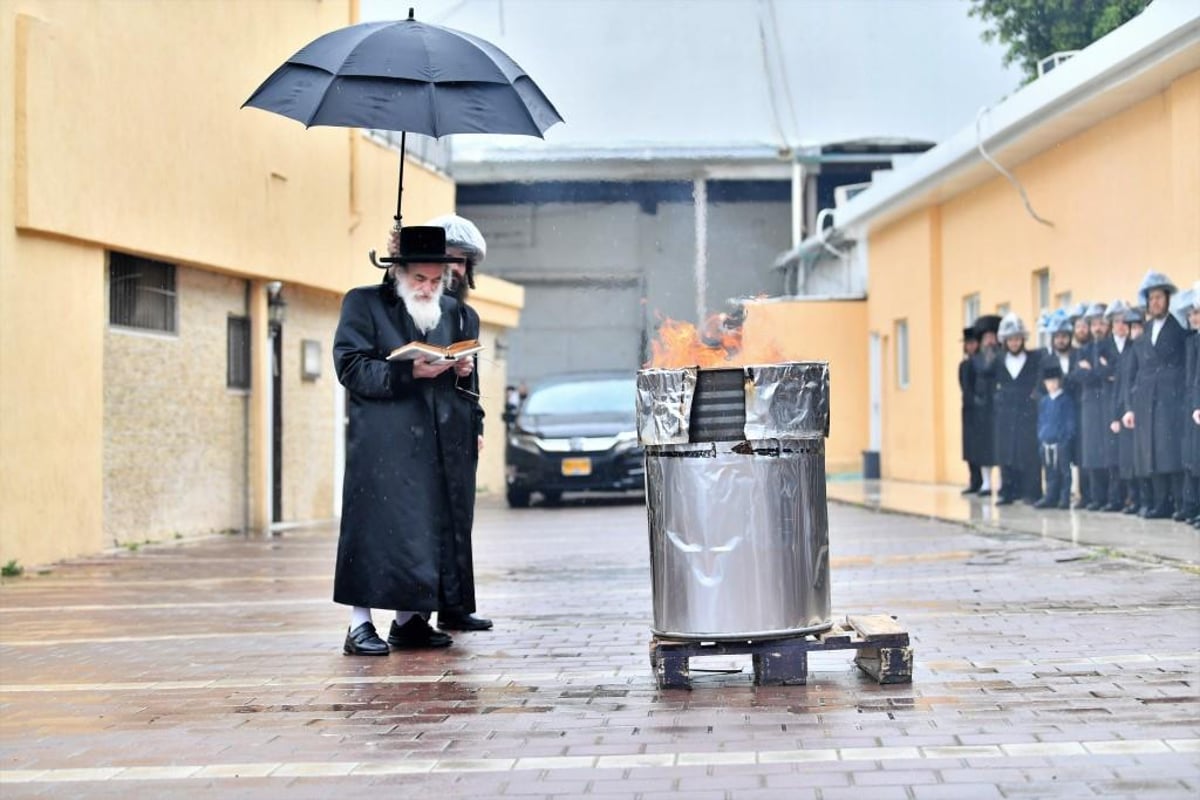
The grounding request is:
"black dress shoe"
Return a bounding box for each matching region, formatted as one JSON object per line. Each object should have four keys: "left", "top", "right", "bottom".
{"left": 1033, "top": 498, "right": 1055, "bottom": 509}
{"left": 1086, "top": 502, "right": 1103, "bottom": 511}
{"left": 1142, "top": 505, "right": 1173, "bottom": 520}
{"left": 1102, "top": 503, "right": 1124, "bottom": 513}
{"left": 1122, "top": 504, "right": 1140, "bottom": 515}
{"left": 995, "top": 497, "right": 1014, "bottom": 506}
{"left": 438, "top": 612, "right": 494, "bottom": 632}
{"left": 388, "top": 616, "right": 452, "bottom": 649}
{"left": 344, "top": 622, "right": 389, "bottom": 656}
{"left": 976, "top": 487, "right": 993, "bottom": 497}
{"left": 961, "top": 486, "right": 981, "bottom": 495}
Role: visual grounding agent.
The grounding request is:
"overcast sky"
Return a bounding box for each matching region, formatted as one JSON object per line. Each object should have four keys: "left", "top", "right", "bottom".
{"left": 359, "top": 0, "right": 1022, "bottom": 157}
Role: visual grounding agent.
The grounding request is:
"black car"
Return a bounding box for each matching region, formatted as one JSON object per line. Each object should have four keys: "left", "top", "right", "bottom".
{"left": 504, "top": 372, "right": 644, "bottom": 507}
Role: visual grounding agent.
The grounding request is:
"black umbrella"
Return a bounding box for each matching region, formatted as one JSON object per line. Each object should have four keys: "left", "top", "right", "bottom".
{"left": 243, "top": 8, "right": 562, "bottom": 265}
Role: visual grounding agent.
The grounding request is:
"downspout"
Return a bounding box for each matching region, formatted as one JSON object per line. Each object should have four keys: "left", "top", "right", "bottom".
{"left": 693, "top": 176, "right": 708, "bottom": 323}
{"left": 790, "top": 159, "right": 803, "bottom": 249}
{"left": 242, "top": 281, "right": 251, "bottom": 535}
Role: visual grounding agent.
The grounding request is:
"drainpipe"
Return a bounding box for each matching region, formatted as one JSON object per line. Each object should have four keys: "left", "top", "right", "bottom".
{"left": 693, "top": 176, "right": 708, "bottom": 323}
{"left": 242, "top": 281, "right": 251, "bottom": 535}
{"left": 791, "top": 159, "right": 804, "bottom": 250}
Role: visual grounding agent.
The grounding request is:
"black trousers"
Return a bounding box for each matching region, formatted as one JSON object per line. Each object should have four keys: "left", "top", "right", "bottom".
{"left": 966, "top": 462, "right": 982, "bottom": 491}
{"left": 1085, "top": 468, "right": 1109, "bottom": 508}
{"left": 1106, "top": 466, "right": 1124, "bottom": 508}
{"left": 1001, "top": 461, "right": 1042, "bottom": 503}
{"left": 1150, "top": 472, "right": 1184, "bottom": 513}
{"left": 1181, "top": 474, "right": 1199, "bottom": 515}
{"left": 1041, "top": 444, "right": 1072, "bottom": 506}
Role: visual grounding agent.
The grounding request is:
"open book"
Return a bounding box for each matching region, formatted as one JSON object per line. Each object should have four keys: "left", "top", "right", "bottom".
{"left": 386, "top": 339, "right": 483, "bottom": 364}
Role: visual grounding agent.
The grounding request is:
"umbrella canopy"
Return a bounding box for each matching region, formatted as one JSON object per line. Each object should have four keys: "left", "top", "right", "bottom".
{"left": 243, "top": 9, "right": 562, "bottom": 262}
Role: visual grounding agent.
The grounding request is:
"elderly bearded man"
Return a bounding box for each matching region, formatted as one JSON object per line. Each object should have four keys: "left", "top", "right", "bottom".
{"left": 333, "top": 226, "right": 484, "bottom": 655}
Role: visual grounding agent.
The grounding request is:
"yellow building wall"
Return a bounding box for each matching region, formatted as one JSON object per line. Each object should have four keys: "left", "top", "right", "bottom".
{"left": 741, "top": 299, "right": 869, "bottom": 474}
{"left": 869, "top": 69, "right": 1200, "bottom": 486}
{"left": 1, "top": 1, "right": 521, "bottom": 567}
{"left": 0, "top": 236, "right": 105, "bottom": 564}
{"left": 866, "top": 210, "right": 944, "bottom": 483}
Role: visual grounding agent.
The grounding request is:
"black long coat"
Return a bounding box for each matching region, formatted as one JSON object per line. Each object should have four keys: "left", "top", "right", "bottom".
{"left": 969, "top": 348, "right": 998, "bottom": 466}
{"left": 959, "top": 356, "right": 984, "bottom": 464}
{"left": 1185, "top": 330, "right": 1200, "bottom": 476}
{"left": 1123, "top": 314, "right": 1187, "bottom": 476}
{"left": 1109, "top": 337, "right": 1138, "bottom": 479}
{"left": 982, "top": 349, "right": 1040, "bottom": 468}
{"left": 1072, "top": 338, "right": 1119, "bottom": 469}
{"left": 332, "top": 282, "right": 482, "bottom": 612}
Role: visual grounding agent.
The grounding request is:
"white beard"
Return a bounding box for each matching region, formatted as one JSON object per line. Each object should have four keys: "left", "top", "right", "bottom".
{"left": 395, "top": 277, "right": 444, "bottom": 334}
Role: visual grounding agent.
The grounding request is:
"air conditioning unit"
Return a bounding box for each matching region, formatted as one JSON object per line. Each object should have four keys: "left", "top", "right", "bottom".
{"left": 1038, "top": 50, "right": 1079, "bottom": 77}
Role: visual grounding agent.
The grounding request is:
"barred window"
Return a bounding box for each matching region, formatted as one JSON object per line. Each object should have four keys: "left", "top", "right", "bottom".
{"left": 227, "top": 316, "right": 251, "bottom": 390}
{"left": 895, "top": 319, "right": 910, "bottom": 390}
{"left": 109, "top": 252, "right": 177, "bottom": 333}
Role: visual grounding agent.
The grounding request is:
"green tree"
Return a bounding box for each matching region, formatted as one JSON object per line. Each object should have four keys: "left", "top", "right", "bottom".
{"left": 967, "top": 0, "right": 1152, "bottom": 81}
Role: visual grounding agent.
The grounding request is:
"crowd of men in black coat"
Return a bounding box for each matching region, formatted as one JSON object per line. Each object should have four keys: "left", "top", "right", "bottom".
{"left": 959, "top": 271, "right": 1200, "bottom": 528}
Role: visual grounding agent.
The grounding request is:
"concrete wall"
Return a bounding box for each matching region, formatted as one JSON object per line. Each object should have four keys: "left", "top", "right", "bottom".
{"left": 741, "top": 299, "right": 869, "bottom": 474}
{"left": 104, "top": 266, "right": 250, "bottom": 544}
{"left": 867, "top": 68, "right": 1200, "bottom": 485}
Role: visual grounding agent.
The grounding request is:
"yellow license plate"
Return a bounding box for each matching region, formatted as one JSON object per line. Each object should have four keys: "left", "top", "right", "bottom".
{"left": 561, "top": 457, "right": 592, "bottom": 476}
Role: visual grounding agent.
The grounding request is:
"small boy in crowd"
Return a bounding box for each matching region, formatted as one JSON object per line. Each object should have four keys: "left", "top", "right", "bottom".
{"left": 1035, "top": 361, "right": 1077, "bottom": 509}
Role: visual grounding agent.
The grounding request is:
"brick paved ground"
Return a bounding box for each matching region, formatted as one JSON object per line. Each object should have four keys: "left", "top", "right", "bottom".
{"left": 1, "top": 497, "right": 1198, "bottom": 798}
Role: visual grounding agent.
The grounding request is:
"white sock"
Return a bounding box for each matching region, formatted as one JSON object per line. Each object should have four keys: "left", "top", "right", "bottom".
{"left": 350, "top": 607, "right": 373, "bottom": 629}
{"left": 394, "top": 611, "right": 416, "bottom": 626}
{"left": 979, "top": 475, "right": 991, "bottom": 491}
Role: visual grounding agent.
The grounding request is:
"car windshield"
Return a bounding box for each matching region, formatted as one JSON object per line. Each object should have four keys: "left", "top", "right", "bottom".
{"left": 522, "top": 378, "right": 634, "bottom": 417}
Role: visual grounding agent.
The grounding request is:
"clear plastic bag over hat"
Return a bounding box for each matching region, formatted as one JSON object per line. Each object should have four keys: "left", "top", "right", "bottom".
{"left": 424, "top": 214, "right": 487, "bottom": 264}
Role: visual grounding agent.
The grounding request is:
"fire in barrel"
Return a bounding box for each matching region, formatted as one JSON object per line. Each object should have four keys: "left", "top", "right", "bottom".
{"left": 636, "top": 362, "right": 831, "bottom": 641}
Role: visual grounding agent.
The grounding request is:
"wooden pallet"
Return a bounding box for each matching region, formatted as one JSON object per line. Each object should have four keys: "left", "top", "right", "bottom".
{"left": 649, "top": 614, "right": 912, "bottom": 690}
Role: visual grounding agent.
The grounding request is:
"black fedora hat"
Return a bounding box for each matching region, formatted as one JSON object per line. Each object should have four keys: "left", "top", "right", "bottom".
{"left": 962, "top": 326, "right": 980, "bottom": 341}
{"left": 380, "top": 226, "right": 467, "bottom": 267}
{"left": 973, "top": 314, "right": 1002, "bottom": 337}
{"left": 1040, "top": 357, "right": 1063, "bottom": 381}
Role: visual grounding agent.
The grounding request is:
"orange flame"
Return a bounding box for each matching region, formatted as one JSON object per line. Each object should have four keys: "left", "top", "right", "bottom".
{"left": 646, "top": 309, "right": 783, "bottom": 369}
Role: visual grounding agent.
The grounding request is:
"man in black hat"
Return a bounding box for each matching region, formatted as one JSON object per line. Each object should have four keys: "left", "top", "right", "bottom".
{"left": 332, "top": 225, "right": 485, "bottom": 655}
{"left": 959, "top": 326, "right": 983, "bottom": 494}
{"left": 970, "top": 315, "right": 1003, "bottom": 496}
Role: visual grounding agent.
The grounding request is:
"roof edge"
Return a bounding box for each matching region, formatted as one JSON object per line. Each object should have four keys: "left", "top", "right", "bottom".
{"left": 782, "top": 0, "right": 1200, "bottom": 263}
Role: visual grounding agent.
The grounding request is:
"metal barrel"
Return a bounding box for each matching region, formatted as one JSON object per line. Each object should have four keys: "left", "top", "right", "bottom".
{"left": 638, "top": 363, "right": 832, "bottom": 641}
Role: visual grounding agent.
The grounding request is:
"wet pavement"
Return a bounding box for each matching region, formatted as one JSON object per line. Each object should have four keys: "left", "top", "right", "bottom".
{"left": 827, "top": 479, "right": 1200, "bottom": 565}
{"left": 1, "top": 496, "right": 1198, "bottom": 798}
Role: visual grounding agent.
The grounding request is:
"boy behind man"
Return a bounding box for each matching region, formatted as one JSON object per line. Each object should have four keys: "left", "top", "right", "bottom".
{"left": 1035, "top": 361, "right": 1077, "bottom": 509}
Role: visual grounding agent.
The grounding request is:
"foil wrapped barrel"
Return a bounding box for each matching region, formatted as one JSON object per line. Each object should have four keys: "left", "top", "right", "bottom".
{"left": 637, "top": 362, "right": 831, "bottom": 640}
